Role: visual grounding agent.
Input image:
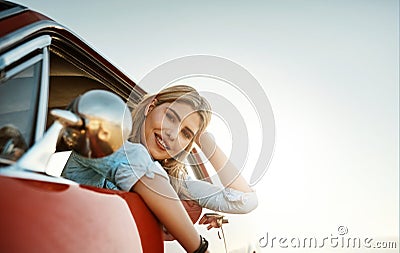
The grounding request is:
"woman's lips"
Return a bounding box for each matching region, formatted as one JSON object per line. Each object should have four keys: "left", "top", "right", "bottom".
{"left": 155, "top": 133, "right": 169, "bottom": 150}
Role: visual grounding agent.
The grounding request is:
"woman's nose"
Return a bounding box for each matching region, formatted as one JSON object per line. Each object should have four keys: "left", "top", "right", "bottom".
{"left": 164, "top": 128, "right": 178, "bottom": 141}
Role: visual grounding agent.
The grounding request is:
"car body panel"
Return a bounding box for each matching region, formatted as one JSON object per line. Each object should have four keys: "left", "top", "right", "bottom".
{"left": 0, "top": 175, "right": 164, "bottom": 252}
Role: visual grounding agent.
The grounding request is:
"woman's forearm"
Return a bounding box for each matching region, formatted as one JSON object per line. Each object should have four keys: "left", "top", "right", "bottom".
{"left": 132, "top": 175, "right": 202, "bottom": 252}
{"left": 197, "top": 133, "right": 253, "bottom": 193}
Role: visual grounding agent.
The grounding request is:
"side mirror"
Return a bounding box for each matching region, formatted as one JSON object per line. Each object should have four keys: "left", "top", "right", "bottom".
{"left": 16, "top": 90, "right": 132, "bottom": 172}
{"left": 54, "top": 90, "right": 132, "bottom": 158}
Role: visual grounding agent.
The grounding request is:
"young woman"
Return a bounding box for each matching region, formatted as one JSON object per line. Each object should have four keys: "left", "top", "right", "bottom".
{"left": 62, "top": 85, "right": 257, "bottom": 252}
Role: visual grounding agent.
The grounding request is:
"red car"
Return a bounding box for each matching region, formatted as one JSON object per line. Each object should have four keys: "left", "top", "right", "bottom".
{"left": 0, "top": 1, "right": 173, "bottom": 252}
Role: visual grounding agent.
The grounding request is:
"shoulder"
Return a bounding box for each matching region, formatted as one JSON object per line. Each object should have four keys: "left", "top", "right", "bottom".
{"left": 122, "top": 141, "right": 149, "bottom": 154}
{"left": 121, "top": 141, "right": 154, "bottom": 165}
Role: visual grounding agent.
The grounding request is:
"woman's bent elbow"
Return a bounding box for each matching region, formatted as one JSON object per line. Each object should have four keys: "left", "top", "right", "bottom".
{"left": 233, "top": 192, "right": 258, "bottom": 214}
{"left": 242, "top": 193, "right": 258, "bottom": 213}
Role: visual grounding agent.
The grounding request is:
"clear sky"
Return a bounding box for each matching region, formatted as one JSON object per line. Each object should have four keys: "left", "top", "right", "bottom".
{"left": 13, "top": 0, "right": 399, "bottom": 252}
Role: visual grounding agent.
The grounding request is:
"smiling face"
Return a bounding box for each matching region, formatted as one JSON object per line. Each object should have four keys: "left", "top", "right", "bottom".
{"left": 141, "top": 101, "right": 201, "bottom": 161}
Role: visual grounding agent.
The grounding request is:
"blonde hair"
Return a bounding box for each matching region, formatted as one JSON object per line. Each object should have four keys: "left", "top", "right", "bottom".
{"left": 129, "top": 85, "right": 212, "bottom": 194}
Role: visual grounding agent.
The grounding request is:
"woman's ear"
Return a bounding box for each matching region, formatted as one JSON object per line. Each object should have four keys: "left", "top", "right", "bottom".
{"left": 144, "top": 97, "right": 158, "bottom": 116}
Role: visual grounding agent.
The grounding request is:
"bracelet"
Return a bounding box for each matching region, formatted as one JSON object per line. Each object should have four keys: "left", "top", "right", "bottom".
{"left": 193, "top": 235, "right": 208, "bottom": 253}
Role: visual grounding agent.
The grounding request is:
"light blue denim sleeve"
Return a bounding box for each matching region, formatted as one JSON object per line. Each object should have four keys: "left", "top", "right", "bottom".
{"left": 183, "top": 176, "right": 258, "bottom": 214}
{"left": 62, "top": 141, "right": 169, "bottom": 191}
{"left": 113, "top": 142, "right": 169, "bottom": 191}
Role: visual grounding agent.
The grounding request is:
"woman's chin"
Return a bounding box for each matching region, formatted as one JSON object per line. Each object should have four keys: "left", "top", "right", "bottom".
{"left": 149, "top": 149, "right": 168, "bottom": 161}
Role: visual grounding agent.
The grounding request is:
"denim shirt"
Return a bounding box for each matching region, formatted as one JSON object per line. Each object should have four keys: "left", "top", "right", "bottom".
{"left": 62, "top": 141, "right": 258, "bottom": 214}
{"left": 62, "top": 141, "right": 168, "bottom": 191}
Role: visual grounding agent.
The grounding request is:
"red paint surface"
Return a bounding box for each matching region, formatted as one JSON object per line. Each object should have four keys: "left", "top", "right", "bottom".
{"left": 0, "top": 10, "right": 50, "bottom": 38}
{"left": 0, "top": 176, "right": 163, "bottom": 253}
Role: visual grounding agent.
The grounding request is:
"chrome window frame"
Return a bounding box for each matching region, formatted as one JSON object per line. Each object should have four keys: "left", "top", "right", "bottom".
{"left": 0, "top": 2, "right": 27, "bottom": 21}
{"left": 0, "top": 35, "right": 51, "bottom": 142}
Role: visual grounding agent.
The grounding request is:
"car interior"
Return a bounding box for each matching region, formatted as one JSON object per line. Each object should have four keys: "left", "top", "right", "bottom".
{"left": 45, "top": 48, "right": 138, "bottom": 176}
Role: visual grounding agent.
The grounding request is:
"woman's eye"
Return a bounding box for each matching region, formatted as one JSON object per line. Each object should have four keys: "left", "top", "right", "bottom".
{"left": 166, "top": 112, "right": 175, "bottom": 122}
{"left": 182, "top": 129, "right": 192, "bottom": 139}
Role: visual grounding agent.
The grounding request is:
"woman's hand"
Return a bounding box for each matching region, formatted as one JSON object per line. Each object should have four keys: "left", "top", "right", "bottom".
{"left": 198, "top": 213, "right": 228, "bottom": 230}
{"left": 194, "top": 132, "right": 217, "bottom": 160}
